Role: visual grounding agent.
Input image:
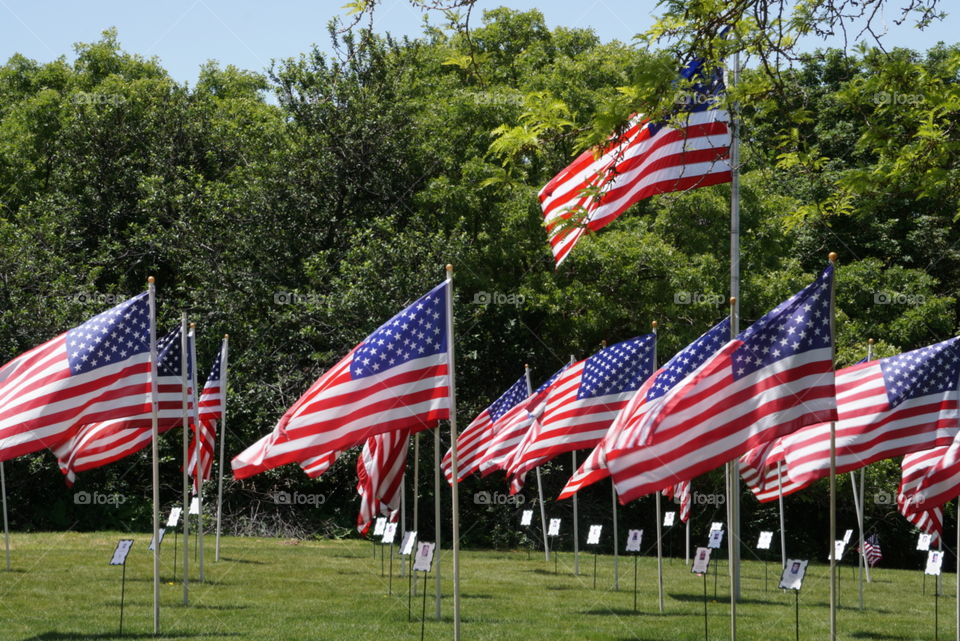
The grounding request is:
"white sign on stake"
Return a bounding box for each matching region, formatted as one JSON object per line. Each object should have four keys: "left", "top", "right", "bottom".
{"left": 663, "top": 511, "right": 676, "bottom": 527}
{"left": 710, "top": 521, "right": 723, "bottom": 532}
{"left": 400, "top": 531, "right": 418, "bottom": 556}
{"left": 373, "top": 517, "right": 387, "bottom": 537}
{"left": 382, "top": 522, "right": 398, "bottom": 544}
{"left": 110, "top": 539, "right": 134, "bottom": 566}
{"left": 548, "top": 518, "right": 561, "bottom": 537}
{"left": 691, "top": 547, "right": 711, "bottom": 574}
{"left": 708, "top": 529, "right": 724, "bottom": 549}
{"left": 917, "top": 533, "right": 933, "bottom": 551}
{"left": 843, "top": 529, "right": 853, "bottom": 545}
{"left": 166, "top": 507, "right": 182, "bottom": 528}
{"left": 520, "top": 510, "right": 533, "bottom": 527}
{"left": 148, "top": 528, "right": 166, "bottom": 551}
{"left": 587, "top": 525, "right": 602, "bottom": 545}
{"left": 831, "top": 540, "right": 846, "bottom": 562}
{"left": 757, "top": 531, "right": 773, "bottom": 550}
{"left": 413, "top": 542, "right": 436, "bottom": 573}
{"left": 626, "top": 529, "right": 643, "bottom": 552}
{"left": 189, "top": 496, "right": 200, "bottom": 516}
{"left": 925, "top": 550, "right": 944, "bottom": 576}
{"left": 779, "top": 559, "right": 809, "bottom": 591}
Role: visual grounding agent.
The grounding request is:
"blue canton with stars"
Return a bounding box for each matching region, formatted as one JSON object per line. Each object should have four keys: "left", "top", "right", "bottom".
{"left": 66, "top": 292, "right": 150, "bottom": 375}
{"left": 156, "top": 325, "right": 190, "bottom": 378}
{"left": 577, "top": 334, "right": 656, "bottom": 400}
{"left": 646, "top": 318, "right": 731, "bottom": 402}
{"left": 350, "top": 281, "right": 448, "bottom": 379}
{"left": 879, "top": 337, "right": 960, "bottom": 408}
{"left": 489, "top": 375, "right": 529, "bottom": 422}
{"left": 204, "top": 346, "right": 223, "bottom": 385}
{"left": 732, "top": 265, "right": 834, "bottom": 380}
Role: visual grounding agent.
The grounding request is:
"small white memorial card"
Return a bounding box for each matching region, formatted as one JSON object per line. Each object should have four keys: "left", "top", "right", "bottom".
{"left": 520, "top": 510, "right": 533, "bottom": 526}
{"left": 917, "top": 533, "right": 933, "bottom": 551}
{"left": 710, "top": 521, "right": 723, "bottom": 532}
{"left": 757, "top": 531, "right": 773, "bottom": 550}
{"left": 148, "top": 528, "right": 166, "bottom": 551}
{"left": 832, "top": 540, "right": 845, "bottom": 562}
{"left": 373, "top": 517, "right": 387, "bottom": 537}
{"left": 691, "top": 547, "right": 711, "bottom": 574}
{"left": 626, "top": 529, "right": 643, "bottom": 552}
{"left": 413, "top": 542, "right": 436, "bottom": 572}
{"left": 400, "top": 531, "right": 418, "bottom": 556}
{"left": 110, "top": 539, "right": 134, "bottom": 566}
{"left": 925, "top": 550, "right": 944, "bottom": 576}
{"left": 382, "top": 522, "right": 398, "bottom": 544}
{"left": 587, "top": 525, "right": 602, "bottom": 545}
{"left": 843, "top": 529, "right": 853, "bottom": 545}
{"left": 779, "top": 560, "right": 809, "bottom": 591}
{"left": 166, "top": 507, "right": 182, "bottom": 528}
{"left": 708, "top": 529, "right": 724, "bottom": 549}
{"left": 548, "top": 518, "right": 561, "bottom": 537}
{"left": 663, "top": 511, "right": 676, "bottom": 527}
{"left": 189, "top": 496, "right": 200, "bottom": 516}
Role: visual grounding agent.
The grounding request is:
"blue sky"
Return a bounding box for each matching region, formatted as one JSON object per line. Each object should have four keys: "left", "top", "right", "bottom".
{"left": 0, "top": 0, "right": 953, "bottom": 85}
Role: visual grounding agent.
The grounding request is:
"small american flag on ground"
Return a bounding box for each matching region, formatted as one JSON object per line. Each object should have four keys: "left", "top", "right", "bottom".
{"left": 189, "top": 337, "right": 226, "bottom": 492}
{"left": 859, "top": 534, "right": 882, "bottom": 567}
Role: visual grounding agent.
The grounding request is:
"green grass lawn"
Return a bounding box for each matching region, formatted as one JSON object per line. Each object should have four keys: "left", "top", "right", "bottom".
{"left": 0, "top": 531, "right": 949, "bottom": 640}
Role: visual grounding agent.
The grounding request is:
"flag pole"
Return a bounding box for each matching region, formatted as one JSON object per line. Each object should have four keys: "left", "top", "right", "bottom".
{"left": 611, "top": 480, "right": 619, "bottom": 590}
{"left": 1, "top": 461, "right": 9, "bottom": 570}
{"left": 434, "top": 420, "right": 442, "bottom": 621}
{"left": 190, "top": 323, "right": 205, "bottom": 583}
{"left": 214, "top": 335, "right": 229, "bottom": 562}
{"left": 863, "top": 339, "right": 874, "bottom": 585}
{"left": 777, "top": 460, "right": 787, "bottom": 569}
{"left": 650, "top": 321, "right": 664, "bottom": 612}
{"left": 573, "top": 449, "right": 580, "bottom": 576}
{"left": 828, "top": 252, "right": 838, "bottom": 641}
{"left": 850, "top": 472, "right": 864, "bottom": 610}
{"left": 400, "top": 475, "right": 407, "bottom": 578}
{"left": 955, "top": 496, "right": 958, "bottom": 641}
{"left": 445, "top": 264, "right": 462, "bottom": 641}
{"left": 529, "top": 365, "right": 550, "bottom": 563}
{"left": 729, "top": 46, "right": 743, "bottom": 609}
{"left": 412, "top": 432, "right": 420, "bottom": 596}
{"left": 727, "top": 298, "right": 738, "bottom": 639}
{"left": 148, "top": 276, "right": 161, "bottom": 634}
{"left": 179, "top": 313, "right": 190, "bottom": 604}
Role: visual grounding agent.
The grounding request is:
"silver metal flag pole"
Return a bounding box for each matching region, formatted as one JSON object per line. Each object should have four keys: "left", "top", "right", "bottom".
{"left": 413, "top": 432, "right": 420, "bottom": 596}
{"left": 445, "top": 264, "right": 462, "bottom": 641}
{"left": 727, "top": 297, "right": 738, "bottom": 638}
{"left": 611, "top": 480, "right": 619, "bottom": 590}
{"left": 572, "top": 451, "right": 579, "bottom": 576}
{"left": 434, "top": 419, "right": 442, "bottom": 621}
{"left": 400, "top": 475, "right": 407, "bottom": 578}
{"left": 1, "top": 461, "right": 9, "bottom": 570}
{"left": 651, "top": 322, "right": 664, "bottom": 612}
{"left": 180, "top": 313, "right": 190, "bottom": 604}
{"left": 190, "top": 323, "right": 205, "bottom": 583}
{"left": 778, "top": 461, "right": 787, "bottom": 569}
{"left": 828, "top": 252, "right": 838, "bottom": 641}
{"left": 148, "top": 277, "right": 161, "bottom": 634}
{"left": 530, "top": 364, "right": 550, "bottom": 563}
{"left": 850, "top": 472, "right": 864, "bottom": 610}
{"left": 863, "top": 340, "right": 874, "bottom": 585}
{"left": 214, "top": 335, "right": 229, "bottom": 562}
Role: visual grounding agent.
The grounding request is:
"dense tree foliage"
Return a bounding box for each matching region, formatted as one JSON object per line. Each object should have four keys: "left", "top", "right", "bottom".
{"left": 0, "top": 11, "right": 957, "bottom": 567}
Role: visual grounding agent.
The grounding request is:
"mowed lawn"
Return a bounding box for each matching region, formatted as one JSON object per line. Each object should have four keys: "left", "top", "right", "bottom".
{"left": 0, "top": 531, "right": 948, "bottom": 640}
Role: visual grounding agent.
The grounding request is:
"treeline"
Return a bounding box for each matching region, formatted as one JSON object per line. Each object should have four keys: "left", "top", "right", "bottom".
{"left": 0, "top": 9, "right": 958, "bottom": 568}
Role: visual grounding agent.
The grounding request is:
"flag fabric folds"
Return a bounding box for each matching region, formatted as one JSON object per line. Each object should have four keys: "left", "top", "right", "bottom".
{"left": 188, "top": 339, "right": 226, "bottom": 492}
{"left": 231, "top": 281, "right": 451, "bottom": 478}
{"left": 0, "top": 293, "right": 156, "bottom": 461}
{"left": 540, "top": 61, "right": 731, "bottom": 266}
{"left": 442, "top": 373, "right": 528, "bottom": 484}
{"left": 898, "top": 446, "right": 947, "bottom": 545}
{"left": 859, "top": 534, "right": 882, "bottom": 567}
{"left": 608, "top": 265, "right": 837, "bottom": 504}
{"left": 357, "top": 429, "right": 410, "bottom": 534}
{"left": 663, "top": 481, "right": 691, "bottom": 523}
{"left": 738, "top": 437, "right": 807, "bottom": 503}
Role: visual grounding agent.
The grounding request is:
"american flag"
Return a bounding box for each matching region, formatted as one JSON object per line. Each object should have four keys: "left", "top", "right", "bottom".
{"left": 898, "top": 446, "right": 947, "bottom": 546}
{"left": 859, "top": 534, "right": 882, "bottom": 567}
{"left": 442, "top": 373, "right": 528, "bottom": 484}
{"left": 231, "top": 281, "right": 450, "bottom": 478}
{"left": 738, "top": 436, "right": 807, "bottom": 503}
{"left": 52, "top": 324, "right": 193, "bottom": 484}
{"left": 663, "top": 480, "right": 691, "bottom": 522}
{"left": 608, "top": 266, "right": 837, "bottom": 504}
{"left": 540, "top": 60, "right": 731, "bottom": 266}
{"left": 559, "top": 318, "right": 730, "bottom": 500}
{"left": 0, "top": 292, "right": 156, "bottom": 461}
{"left": 475, "top": 365, "right": 568, "bottom": 477}
{"left": 357, "top": 429, "right": 410, "bottom": 534}
{"left": 781, "top": 337, "right": 960, "bottom": 487}
{"left": 507, "top": 336, "right": 656, "bottom": 482}
{"left": 188, "top": 337, "right": 226, "bottom": 493}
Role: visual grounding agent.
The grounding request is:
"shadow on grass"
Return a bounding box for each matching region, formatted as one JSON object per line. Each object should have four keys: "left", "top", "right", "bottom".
{"left": 849, "top": 632, "right": 909, "bottom": 640}
{"left": 21, "top": 633, "right": 239, "bottom": 640}
{"left": 461, "top": 593, "right": 494, "bottom": 600}
{"left": 581, "top": 608, "right": 702, "bottom": 617}
{"left": 666, "top": 592, "right": 783, "bottom": 606}
{"left": 217, "top": 556, "right": 266, "bottom": 565}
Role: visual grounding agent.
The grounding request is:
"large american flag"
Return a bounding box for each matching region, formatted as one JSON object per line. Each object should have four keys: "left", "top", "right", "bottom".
{"left": 559, "top": 319, "right": 730, "bottom": 500}
{"left": 442, "top": 373, "right": 528, "bottom": 484}
{"left": 0, "top": 292, "right": 155, "bottom": 461}
{"left": 507, "top": 336, "right": 656, "bottom": 482}
{"left": 898, "top": 446, "right": 947, "bottom": 546}
{"left": 357, "top": 429, "right": 410, "bottom": 535}
{"left": 608, "top": 266, "right": 837, "bottom": 504}
{"left": 52, "top": 324, "right": 193, "bottom": 484}
{"left": 780, "top": 337, "right": 960, "bottom": 487}
{"left": 540, "top": 60, "right": 731, "bottom": 266}
{"left": 188, "top": 337, "right": 226, "bottom": 493}
{"left": 738, "top": 436, "right": 807, "bottom": 503}
{"left": 231, "top": 281, "right": 450, "bottom": 478}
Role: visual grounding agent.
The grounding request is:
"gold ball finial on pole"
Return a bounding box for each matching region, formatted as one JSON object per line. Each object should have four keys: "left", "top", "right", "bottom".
{"left": 446, "top": 264, "right": 453, "bottom": 274}
{"left": 868, "top": 338, "right": 875, "bottom": 345}
{"left": 224, "top": 334, "right": 229, "bottom": 339}
{"left": 147, "top": 276, "right": 155, "bottom": 284}
{"left": 828, "top": 252, "right": 838, "bottom": 263}
{"left": 190, "top": 322, "right": 196, "bottom": 329}
{"left": 729, "top": 297, "right": 737, "bottom": 306}
{"left": 651, "top": 321, "right": 658, "bottom": 330}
